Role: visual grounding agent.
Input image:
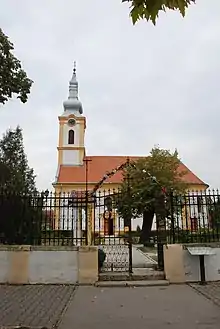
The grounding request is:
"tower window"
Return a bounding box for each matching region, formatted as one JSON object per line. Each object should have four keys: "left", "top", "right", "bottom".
{"left": 68, "top": 130, "right": 75, "bottom": 144}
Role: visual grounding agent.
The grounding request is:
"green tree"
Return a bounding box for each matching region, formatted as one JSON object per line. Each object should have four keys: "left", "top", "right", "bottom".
{"left": 0, "top": 126, "right": 41, "bottom": 244}
{"left": 122, "top": 0, "right": 195, "bottom": 24}
{"left": 0, "top": 126, "right": 36, "bottom": 193}
{"left": 0, "top": 162, "right": 10, "bottom": 185}
{"left": 117, "top": 147, "right": 187, "bottom": 244}
{"left": 0, "top": 28, "right": 33, "bottom": 105}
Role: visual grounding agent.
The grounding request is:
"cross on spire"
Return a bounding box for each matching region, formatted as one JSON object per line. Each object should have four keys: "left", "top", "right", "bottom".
{"left": 73, "top": 61, "right": 76, "bottom": 75}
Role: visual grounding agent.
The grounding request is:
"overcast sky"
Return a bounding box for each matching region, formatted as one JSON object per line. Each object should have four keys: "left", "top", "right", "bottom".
{"left": 0, "top": 0, "right": 220, "bottom": 191}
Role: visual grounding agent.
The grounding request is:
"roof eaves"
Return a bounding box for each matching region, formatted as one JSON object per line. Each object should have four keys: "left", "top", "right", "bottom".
{"left": 55, "top": 181, "right": 121, "bottom": 185}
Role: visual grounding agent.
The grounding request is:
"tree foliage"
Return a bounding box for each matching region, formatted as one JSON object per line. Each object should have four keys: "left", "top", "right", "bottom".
{"left": 122, "top": 0, "right": 195, "bottom": 25}
{"left": 0, "top": 28, "right": 33, "bottom": 105}
{"left": 116, "top": 147, "right": 187, "bottom": 243}
{"left": 118, "top": 147, "right": 187, "bottom": 217}
{"left": 0, "top": 126, "right": 41, "bottom": 244}
{"left": 0, "top": 126, "right": 36, "bottom": 193}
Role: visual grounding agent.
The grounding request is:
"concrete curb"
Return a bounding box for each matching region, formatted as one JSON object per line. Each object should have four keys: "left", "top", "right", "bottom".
{"left": 95, "top": 280, "right": 169, "bottom": 288}
{"left": 0, "top": 327, "right": 48, "bottom": 329}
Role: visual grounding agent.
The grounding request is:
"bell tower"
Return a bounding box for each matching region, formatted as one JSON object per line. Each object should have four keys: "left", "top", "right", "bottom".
{"left": 57, "top": 62, "right": 86, "bottom": 166}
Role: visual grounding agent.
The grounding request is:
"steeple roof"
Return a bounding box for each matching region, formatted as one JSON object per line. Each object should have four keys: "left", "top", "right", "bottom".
{"left": 63, "top": 62, "right": 83, "bottom": 115}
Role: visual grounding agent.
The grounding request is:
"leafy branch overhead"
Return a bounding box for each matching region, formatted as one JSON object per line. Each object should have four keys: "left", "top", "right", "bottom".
{"left": 122, "top": 0, "right": 196, "bottom": 24}
{"left": 0, "top": 28, "right": 33, "bottom": 104}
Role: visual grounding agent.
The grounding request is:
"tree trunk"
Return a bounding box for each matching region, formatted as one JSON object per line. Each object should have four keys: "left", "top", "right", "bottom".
{"left": 140, "top": 209, "right": 155, "bottom": 245}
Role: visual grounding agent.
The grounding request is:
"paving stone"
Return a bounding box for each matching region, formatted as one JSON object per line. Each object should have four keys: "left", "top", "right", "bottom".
{"left": 0, "top": 285, "right": 76, "bottom": 328}
{"left": 190, "top": 282, "right": 220, "bottom": 307}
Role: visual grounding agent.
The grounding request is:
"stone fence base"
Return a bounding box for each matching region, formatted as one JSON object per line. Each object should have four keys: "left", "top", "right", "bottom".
{"left": 0, "top": 245, "right": 98, "bottom": 285}
{"left": 164, "top": 243, "right": 220, "bottom": 283}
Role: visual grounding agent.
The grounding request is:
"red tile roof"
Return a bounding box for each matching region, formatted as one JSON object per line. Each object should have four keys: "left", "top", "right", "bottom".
{"left": 57, "top": 156, "right": 206, "bottom": 186}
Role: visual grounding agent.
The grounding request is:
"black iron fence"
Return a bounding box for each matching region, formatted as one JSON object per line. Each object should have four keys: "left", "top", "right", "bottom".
{"left": 168, "top": 190, "right": 220, "bottom": 244}
{"left": 0, "top": 189, "right": 220, "bottom": 247}
{"left": 0, "top": 190, "right": 87, "bottom": 246}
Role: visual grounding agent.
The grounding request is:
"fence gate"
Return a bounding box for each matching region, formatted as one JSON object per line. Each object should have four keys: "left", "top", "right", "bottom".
{"left": 93, "top": 190, "right": 132, "bottom": 273}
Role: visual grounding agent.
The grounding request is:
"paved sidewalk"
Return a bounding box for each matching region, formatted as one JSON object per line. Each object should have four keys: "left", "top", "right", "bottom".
{"left": 59, "top": 285, "right": 220, "bottom": 329}
{"left": 0, "top": 285, "right": 76, "bottom": 328}
{"left": 1, "top": 284, "right": 220, "bottom": 328}
{"left": 190, "top": 282, "right": 220, "bottom": 307}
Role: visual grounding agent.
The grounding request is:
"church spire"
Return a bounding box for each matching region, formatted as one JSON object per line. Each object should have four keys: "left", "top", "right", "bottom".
{"left": 68, "top": 61, "right": 78, "bottom": 99}
{"left": 63, "top": 62, "right": 83, "bottom": 114}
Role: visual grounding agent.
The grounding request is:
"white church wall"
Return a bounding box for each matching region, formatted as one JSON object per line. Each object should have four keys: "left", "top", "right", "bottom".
{"left": 63, "top": 150, "right": 80, "bottom": 165}
{"left": 131, "top": 215, "right": 157, "bottom": 231}
{"left": 95, "top": 214, "right": 104, "bottom": 231}
{"left": 59, "top": 205, "right": 78, "bottom": 230}
{"left": 58, "top": 198, "right": 83, "bottom": 245}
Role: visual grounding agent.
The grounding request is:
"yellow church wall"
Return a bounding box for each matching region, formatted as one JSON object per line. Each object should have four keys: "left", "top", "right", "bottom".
{"left": 53, "top": 182, "right": 120, "bottom": 194}
{"left": 54, "top": 182, "right": 207, "bottom": 194}
{"left": 79, "top": 120, "right": 86, "bottom": 147}
{"left": 185, "top": 184, "right": 208, "bottom": 192}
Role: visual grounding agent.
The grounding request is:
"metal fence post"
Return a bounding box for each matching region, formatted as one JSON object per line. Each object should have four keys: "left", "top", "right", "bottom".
{"left": 126, "top": 157, "right": 133, "bottom": 274}
{"left": 155, "top": 189, "right": 166, "bottom": 271}
{"left": 170, "top": 190, "right": 175, "bottom": 244}
{"left": 84, "top": 158, "right": 91, "bottom": 245}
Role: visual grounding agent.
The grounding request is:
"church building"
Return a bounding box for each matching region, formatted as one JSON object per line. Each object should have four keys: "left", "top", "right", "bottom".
{"left": 53, "top": 64, "right": 207, "bottom": 193}
{"left": 52, "top": 65, "right": 208, "bottom": 236}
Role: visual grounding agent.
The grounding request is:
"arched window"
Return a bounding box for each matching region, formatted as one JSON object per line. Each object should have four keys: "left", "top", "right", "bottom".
{"left": 68, "top": 130, "right": 75, "bottom": 144}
